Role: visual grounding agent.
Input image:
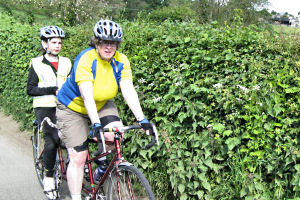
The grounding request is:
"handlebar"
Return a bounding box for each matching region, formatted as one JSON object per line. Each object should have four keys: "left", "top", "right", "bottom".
{"left": 35, "top": 117, "right": 159, "bottom": 153}
{"left": 95, "top": 124, "right": 159, "bottom": 156}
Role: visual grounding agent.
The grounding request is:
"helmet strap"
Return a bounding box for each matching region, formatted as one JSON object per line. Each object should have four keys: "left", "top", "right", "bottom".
{"left": 41, "top": 40, "right": 48, "bottom": 51}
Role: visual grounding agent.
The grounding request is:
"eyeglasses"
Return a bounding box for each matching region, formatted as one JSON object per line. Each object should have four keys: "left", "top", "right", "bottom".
{"left": 100, "top": 40, "right": 119, "bottom": 47}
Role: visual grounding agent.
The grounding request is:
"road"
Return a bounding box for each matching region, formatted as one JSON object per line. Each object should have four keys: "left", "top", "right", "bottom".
{"left": 0, "top": 111, "right": 71, "bottom": 200}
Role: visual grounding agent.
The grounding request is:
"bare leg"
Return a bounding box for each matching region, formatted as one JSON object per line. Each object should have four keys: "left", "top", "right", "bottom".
{"left": 67, "top": 148, "right": 88, "bottom": 197}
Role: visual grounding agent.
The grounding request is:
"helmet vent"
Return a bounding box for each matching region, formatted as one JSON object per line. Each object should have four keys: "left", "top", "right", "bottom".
{"left": 40, "top": 26, "right": 65, "bottom": 39}
{"left": 93, "top": 19, "right": 122, "bottom": 41}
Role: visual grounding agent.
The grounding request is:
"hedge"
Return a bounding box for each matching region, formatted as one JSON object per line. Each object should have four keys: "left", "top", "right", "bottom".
{"left": 0, "top": 12, "right": 299, "bottom": 199}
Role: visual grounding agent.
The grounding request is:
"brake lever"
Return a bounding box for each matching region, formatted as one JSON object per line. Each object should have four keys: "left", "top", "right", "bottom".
{"left": 152, "top": 123, "right": 159, "bottom": 146}
{"left": 94, "top": 128, "right": 106, "bottom": 156}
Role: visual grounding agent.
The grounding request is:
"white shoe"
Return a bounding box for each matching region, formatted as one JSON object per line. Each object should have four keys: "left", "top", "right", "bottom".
{"left": 43, "top": 177, "right": 59, "bottom": 200}
{"left": 71, "top": 194, "right": 82, "bottom": 200}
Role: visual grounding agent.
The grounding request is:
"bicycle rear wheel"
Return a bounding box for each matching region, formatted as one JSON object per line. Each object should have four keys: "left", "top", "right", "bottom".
{"left": 107, "top": 165, "right": 155, "bottom": 200}
{"left": 32, "top": 126, "right": 45, "bottom": 188}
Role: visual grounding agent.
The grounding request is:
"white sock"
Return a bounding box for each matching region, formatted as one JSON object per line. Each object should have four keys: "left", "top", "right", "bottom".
{"left": 71, "top": 194, "right": 81, "bottom": 200}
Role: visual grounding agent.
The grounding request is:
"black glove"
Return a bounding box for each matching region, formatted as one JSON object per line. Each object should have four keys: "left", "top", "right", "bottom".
{"left": 138, "top": 119, "right": 154, "bottom": 135}
{"left": 90, "top": 123, "right": 102, "bottom": 138}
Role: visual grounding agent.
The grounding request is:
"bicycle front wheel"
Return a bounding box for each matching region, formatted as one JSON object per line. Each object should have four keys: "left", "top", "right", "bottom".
{"left": 32, "top": 126, "right": 45, "bottom": 188}
{"left": 107, "top": 165, "right": 155, "bottom": 200}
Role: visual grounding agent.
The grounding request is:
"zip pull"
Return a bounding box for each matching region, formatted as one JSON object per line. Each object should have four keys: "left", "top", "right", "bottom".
{"left": 112, "top": 59, "right": 118, "bottom": 73}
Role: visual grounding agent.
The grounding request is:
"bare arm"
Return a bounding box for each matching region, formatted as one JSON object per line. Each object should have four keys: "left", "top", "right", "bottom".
{"left": 78, "top": 82, "right": 100, "bottom": 124}
{"left": 120, "top": 80, "right": 145, "bottom": 122}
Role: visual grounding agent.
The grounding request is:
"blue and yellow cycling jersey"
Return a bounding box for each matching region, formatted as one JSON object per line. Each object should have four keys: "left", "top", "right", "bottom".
{"left": 57, "top": 47, "right": 132, "bottom": 114}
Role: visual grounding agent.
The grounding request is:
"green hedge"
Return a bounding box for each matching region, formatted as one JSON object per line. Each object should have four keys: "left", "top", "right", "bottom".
{"left": 0, "top": 12, "right": 299, "bottom": 200}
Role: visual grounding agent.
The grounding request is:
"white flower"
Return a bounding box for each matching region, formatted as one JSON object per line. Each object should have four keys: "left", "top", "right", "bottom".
{"left": 138, "top": 78, "right": 146, "bottom": 84}
{"left": 175, "top": 82, "right": 181, "bottom": 86}
{"left": 206, "top": 124, "right": 213, "bottom": 129}
{"left": 236, "top": 85, "right": 249, "bottom": 93}
{"left": 153, "top": 97, "right": 162, "bottom": 103}
{"left": 213, "top": 83, "right": 223, "bottom": 89}
{"left": 149, "top": 83, "right": 154, "bottom": 87}
{"left": 252, "top": 85, "right": 260, "bottom": 91}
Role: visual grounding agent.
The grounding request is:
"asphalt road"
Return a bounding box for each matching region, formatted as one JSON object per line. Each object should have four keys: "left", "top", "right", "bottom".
{"left": 0, "top": 111, "right": 71, "bottom": 200}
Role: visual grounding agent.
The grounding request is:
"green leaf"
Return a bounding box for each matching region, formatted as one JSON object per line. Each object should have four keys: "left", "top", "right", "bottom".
{"left": 240, "top": 188, "right": 247, "bottom": 197}
{"left": 254, "top": 182, "right": 264, "bottom": 191}
{"left": 295, "top": 164, "right": 300, "bottom": 172}
{"left": 180, "top": 193, "right": 187, "bottom": 200}
{"left": 223, "top": 130, "right": 233, "bottom": 136}
{"left": 184, "top": 37, "right": 191, "bottom": 43}
{"left": 193, "top": 181, "right": 199, "bottom": 189}
{"left": 202, "top": 181, "right": 211, "bottom": 191}
{"left": 196, "top": 190, "right": 204, "bottom": 199}
{"left": 213, "top": 123, "right": 225, "bottom": 133}
{"left": 273, "top": 104, "right": 283, "bottom": 116}
{"left": 197, "top": 173, "right": 206, "bottom": 182}
{"left": 178, "top": 184, "right": 185, "bottom": 194}
{"left": 139, "top": 150, "right": 147, "bottom": 159}
{"left": 225, "top": 137, "right": 240, "bottom": 151}
{"left": 140, "top": 161, "right": 148, "bottom": 169}
{"left": 225, "top": 53, "right": 233, "bottom": 60}
{"left": 285, "top": 87, "right": 299, "bottom": 93}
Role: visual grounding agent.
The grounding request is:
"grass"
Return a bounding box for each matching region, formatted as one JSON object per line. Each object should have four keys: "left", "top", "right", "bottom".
{"left": 272, "top": 24, "right": 300, "bottom": 36}
{"left": 0, "top": 2, "right": 60, "bottom": 25}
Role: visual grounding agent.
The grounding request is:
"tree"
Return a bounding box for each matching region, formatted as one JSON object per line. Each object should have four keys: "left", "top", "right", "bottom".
{"left": 221, "top": 0, "right": 269, "bottom": 24}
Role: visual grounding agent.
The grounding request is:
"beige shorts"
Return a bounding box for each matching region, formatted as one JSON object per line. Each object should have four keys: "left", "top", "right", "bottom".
{"left": 56, "top": 100, "right": 120, "bottom": 148}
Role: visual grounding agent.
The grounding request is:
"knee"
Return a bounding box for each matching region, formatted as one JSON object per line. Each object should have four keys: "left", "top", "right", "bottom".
{"left": 104, "top": 121, "right": 123, "bottom": 142}
{"left": 68, "top": 148, "right": 87, "bottom": 166}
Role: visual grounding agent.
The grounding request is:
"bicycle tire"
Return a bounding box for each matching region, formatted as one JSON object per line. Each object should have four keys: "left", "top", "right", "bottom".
{"left": 32, "top": 125, "right": 63, "bottom": 197}
{"left": 32, "top": 126, "right": 45, "bottom": 188}
{"left": 106, "top": 165, "right": 155, "bottom": 200}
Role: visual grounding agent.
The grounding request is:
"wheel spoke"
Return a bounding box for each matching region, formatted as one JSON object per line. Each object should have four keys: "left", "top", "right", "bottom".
{"left": 107, "top": 165, "right": 155, "bottom": 200}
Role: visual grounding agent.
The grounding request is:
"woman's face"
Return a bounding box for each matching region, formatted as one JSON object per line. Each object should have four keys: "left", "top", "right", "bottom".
{"left": 45, "top": 37, "right": 62, "bottom": 56}
{"left": 96, "top": 40, "right": 118, "bottom": 61}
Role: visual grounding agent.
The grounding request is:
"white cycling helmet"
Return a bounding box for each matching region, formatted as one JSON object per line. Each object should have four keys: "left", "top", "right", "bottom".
{"left": 93, "top": 20, "right": 122, "bottom": 41}
{"left": 40, "top": 26, "right": 65, "bottom": 40}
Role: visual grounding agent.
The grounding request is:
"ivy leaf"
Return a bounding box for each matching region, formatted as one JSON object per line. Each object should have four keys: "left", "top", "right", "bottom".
{"left": 225, "top": 137, "right": 240, "bottom": 151}
{"left": 178, "top": 184, "right": 185, "bottom": 194}
{"left": 196, "top": 190, "right": 204, "bottom": 199}
{"left": 285, "top": 87, "right": 299, "bottom": 93}
{"left": 180, "top": 193, "right": 188, "bottom": 200}
{"left": 240, "top": 188, "right": 247, "bottom": 197}
{"left": 223, "top": 130, "right": 233, "bottom": 136}
{"left": 184, "top": 37, "right": 191, "bottom": 43}
{"left": 295, "top": 164, "right": 300, "bottom": 172}
{"left": 273, "top": 104, "right": 283, "bottom": 116}
{"left": 213, "top": 123, "right": 225, "bottom": 133}
{"left": 225, "top": 53, "right": 233, "bottom": 60}
{"left": 202, "top": 181, "right": 211, "bottom": 191}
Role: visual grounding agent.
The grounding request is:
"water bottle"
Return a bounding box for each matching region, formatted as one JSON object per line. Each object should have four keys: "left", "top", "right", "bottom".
{"left": 93, "top": 166, "right": 106, "bottom": 182}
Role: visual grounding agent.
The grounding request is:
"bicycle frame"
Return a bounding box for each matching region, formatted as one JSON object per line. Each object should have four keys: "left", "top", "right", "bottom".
{"left": 37, "top": 120, "right": 159, "bottom": 200}
{"left": 56, "top": 130, "right": 131, "bottom": 200}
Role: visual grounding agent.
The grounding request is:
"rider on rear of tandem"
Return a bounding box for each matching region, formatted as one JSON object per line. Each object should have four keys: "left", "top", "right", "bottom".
{"left": 27, "top": 25, "right": 72, "bottom": 200}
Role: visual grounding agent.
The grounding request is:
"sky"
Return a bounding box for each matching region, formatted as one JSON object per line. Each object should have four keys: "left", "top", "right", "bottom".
{"left": 267, "top": 0, "right": 300, "bottom": 16}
